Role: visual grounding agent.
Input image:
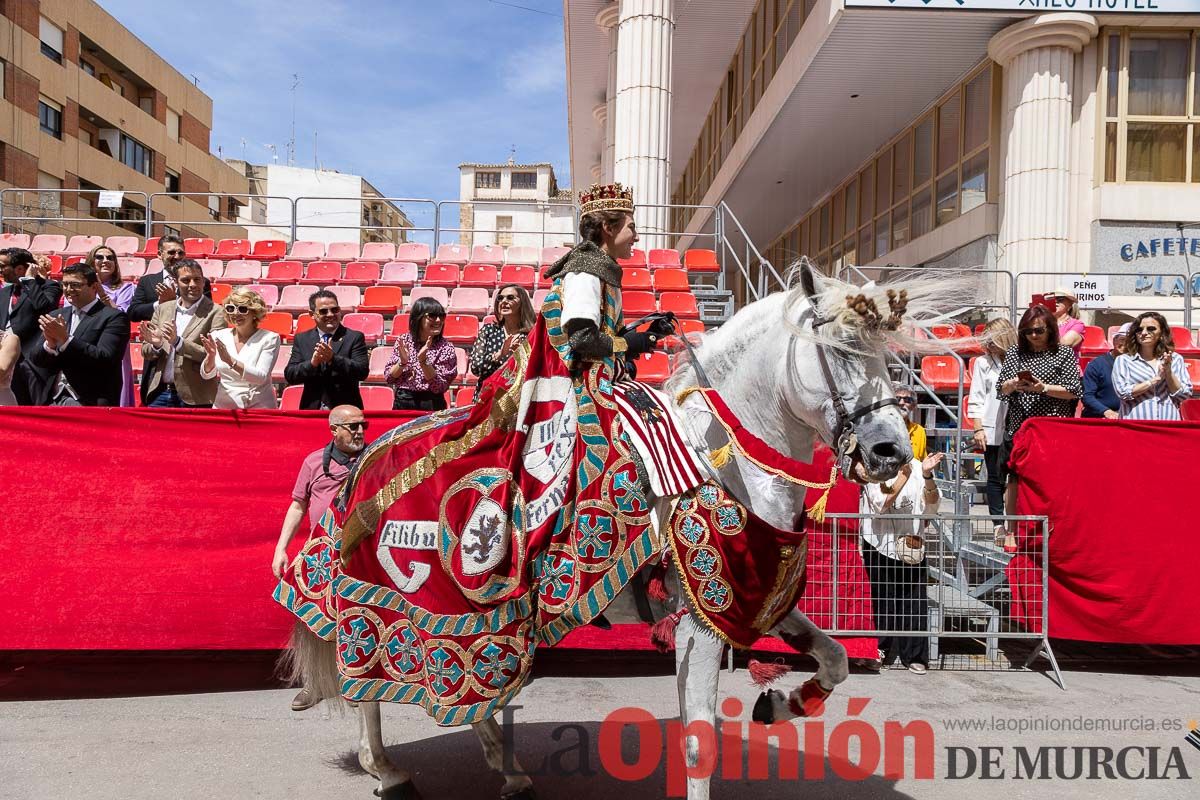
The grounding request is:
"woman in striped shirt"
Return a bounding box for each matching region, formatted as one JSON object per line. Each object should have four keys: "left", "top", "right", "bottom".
{"left": 1112, "top": 312, "right": 1192, "bottom": 421}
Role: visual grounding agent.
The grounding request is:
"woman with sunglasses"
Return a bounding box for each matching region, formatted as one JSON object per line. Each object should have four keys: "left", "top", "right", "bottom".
{"left": 200, "top": 288, "right": 280, "bottom": 409}
{"left": 994, "top": 304, "right": 1082, "bottom": 551}
{"left": 385, "top": 296, "right": 457, "bottom": 411}
{"left": 469, "top": 284, "right": 536, "bottom": 401}
{"left": 1112, "top": 311, "right": 1192, "bottom": 421}
{"left": 88, "top": 244, "right": 136, "bottom": 406}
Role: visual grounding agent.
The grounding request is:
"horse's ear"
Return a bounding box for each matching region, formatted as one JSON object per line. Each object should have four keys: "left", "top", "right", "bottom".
{"left": 798, "top": 258, "right": 820, "bottom": 299}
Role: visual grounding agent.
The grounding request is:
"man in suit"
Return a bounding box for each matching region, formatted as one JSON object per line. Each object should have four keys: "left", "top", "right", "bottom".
{"left": 129, "top": 234, "right": 212, "bottom": 322}
{"left": 285, "top": 289, "right": 369, "bottom": 409}
{"left": 0, "top": 247, "right": 63, "bottom": 404}
{"left": 140, "top": 259, "right": 226, "bottom": 407}
{"left": 29, "top": 263, "right": 129, "bottom": 406}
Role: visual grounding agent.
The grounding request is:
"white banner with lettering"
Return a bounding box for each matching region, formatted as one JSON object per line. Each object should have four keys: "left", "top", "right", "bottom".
{"left": 844, "top": 0, "right": 1200, "bottom": 12}
{"left": 1064, "top": 275, "right": 1110, "bottom": 310}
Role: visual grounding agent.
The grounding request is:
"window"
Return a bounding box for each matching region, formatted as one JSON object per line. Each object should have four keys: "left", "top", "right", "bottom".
{"left": 511, "top": 172, "right": 537, "bottom": 190}
{"left": 139, "top": 96, "right": 154, "bottom": 116}
{"left": 119, "top": 134, "right": 152, "bottom": 176}
{"left": 81, "top": 60, "right": 96, "bottom": 77}
{"left": 208, "top": 194, "right": 220, "bottom": 220}
{"left": 167, "top": 109, "right": 180, "bottom": 142}
{"left": 39, "top": 16, "right": 63, "bottom": 63}
{"left": 1103, "top": 29, "right": 1200, "bottom": 184}
{"left": 37, "top": 171, "right": 61, "bottom": 213}
{"left": 165, "top": 170, "right": 180, "bottom": 194}
{"left": 496, "top": 215, "right": 513, "bottom": 247}
{"left": 38, "top": 97, "right": 62, "bottom": 139}
{"left": 475, "top": 171, "right": 501, "bottom": 189}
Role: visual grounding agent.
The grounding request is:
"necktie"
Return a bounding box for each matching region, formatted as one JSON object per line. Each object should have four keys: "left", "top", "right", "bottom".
{"left": 9, "top": 285, "right": 20, "bottom": 312}
{"left": 321, "top": 333, "right": 331, "bottom": 345}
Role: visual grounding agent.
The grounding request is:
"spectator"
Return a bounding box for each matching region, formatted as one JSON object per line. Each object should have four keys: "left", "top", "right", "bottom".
{"left": 859, "top": 452, "right": 944, "bottom": 675}
{"left": 0, "top": 328, "right": 16, "bottom": 405}
{"left": 0, "top": 247, "right": 62, "bottom": 404}
{"left": 28, "top": 263, "right": 130, "bottom": 406}
{"left": 892, "top": 385, "right": 927, "bottom": 460}
{"left": 141, "top": 259, "right": 227, "bottom": 408}
{"left": 967, "top": 318, "right": 1017, "bottom": 545}
{"left": 129, "top": 235, "right": 210, "bottom": 322}
{"left": 469, "top": 284, "right": 536, "bottom": 400}
{"left": 272, "top": 404, "right": 368, "bottom": 711}
{"left": 284, "top": 289, "right": 370, "bottom": 409}
{"left": 385, "top": 296, "right": 456, "bottom": 412}
{"left": 1112, "top": 311, "right": 1192, "bottom": 421}
{"left": 1048, "top": 288, "right": 1085, "bottom": 357}
{"left": 1081, "top": 323, "right": 1129, "bottom": 419}
{"left": 996, "top": 304, "right": 1082, "bottom": 552}
{"left": 200, "top": 289, "right": 280, "bottom": 409}
{"left": 90, "top": 244, "right": 136, "bottom": 406}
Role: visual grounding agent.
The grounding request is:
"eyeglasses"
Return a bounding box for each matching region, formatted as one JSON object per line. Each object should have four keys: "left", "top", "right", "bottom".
{"left": 333, "top": 421, "right": 369, "bottom": 433}
{"left": 93, "top": 254, "right": 116, "bottom": 262}
{"left": 163, "top": 249, "right": 185, "bottom": 257}
{"left": 61, "top": 282, "right": 88, "bottom": 291}
{"left": 314, "top": 308, "right": 341, "bottom": 316}
{"left": 896, "top": 396, "right": 916, "bottom": 405}
{"left": 224, "top": 304, "right": 251, "bottom": 315}
{"left": 425, "top": 313, "right": 446, "bottom": 320}
{"left": 1021, "top": 327, "right": 1048, "bottom": 336}
{"left": 1136, "top": 326, "right": 1160, "bottom": 334}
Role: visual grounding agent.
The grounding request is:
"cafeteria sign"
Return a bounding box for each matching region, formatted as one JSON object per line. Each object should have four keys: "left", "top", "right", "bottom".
{"left": 844, "top": 0, "right": 1200, "bottom": 11}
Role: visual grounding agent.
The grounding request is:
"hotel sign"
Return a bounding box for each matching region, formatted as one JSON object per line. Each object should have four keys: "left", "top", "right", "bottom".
{"left": 845, "top": 0, "right": 1200, "bottom": 11}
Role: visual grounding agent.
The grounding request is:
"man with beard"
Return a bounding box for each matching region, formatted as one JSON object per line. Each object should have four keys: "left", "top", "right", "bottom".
{"left": 272, "top": 404, "right": 369, "bottom": 711}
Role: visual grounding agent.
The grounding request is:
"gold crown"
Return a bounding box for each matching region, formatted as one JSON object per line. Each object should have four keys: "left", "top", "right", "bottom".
{"left": 579, "top": 182, "right": 634, "bottom": 215}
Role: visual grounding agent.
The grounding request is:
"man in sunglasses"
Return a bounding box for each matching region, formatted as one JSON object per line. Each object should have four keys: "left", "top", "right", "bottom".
{"left": 139, "top": 259, "right": 227, "bottom": 407}
{"left": 128, "top": 234, "right": 212, "bottom": 322}
{"left": 284, "top": 289, "right": 370, "bottom": 409}
{"left": 272, "top": 404, "right": 370, "bottom": 711}
{"left": 893, "top": 385, "right": 928, "bottom": 461}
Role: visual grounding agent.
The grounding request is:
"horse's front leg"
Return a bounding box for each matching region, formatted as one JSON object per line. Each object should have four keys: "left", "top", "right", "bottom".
{"left": 754, "top": 608, "right": 848, "bottom": 724}
{"left": 472, "top": 717, "right": 535, "bottom": 799}
{"left": 357, "top": 701, "right": 420, "bottom": 799}
{"left": 675, "top": 610, "right": 724, "bottom": 800}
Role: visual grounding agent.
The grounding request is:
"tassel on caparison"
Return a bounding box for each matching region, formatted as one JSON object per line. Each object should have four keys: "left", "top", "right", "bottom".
{"left": 650, "top": 609, "right": 689, "bottom": 653}
{"left": 747, "top": 658, "right": 792, "bottom": 689}
{"left": 707, "top": 442, "right": 733, "bottom": 469}
{"left": 806, "top": 488, "right": 830, "bottom": 524}
{"left": 646, "top": 557, "right": 670, "bottom": 602}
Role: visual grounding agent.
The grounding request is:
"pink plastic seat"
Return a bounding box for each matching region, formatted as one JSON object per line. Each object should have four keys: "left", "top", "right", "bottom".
{"left": 361, "top": 386, "right": 395, "bottom": 411}
{"left": 504, "top": 246, "right": 539, "bottom": 266}
{"left": 471, "top": 244, "right": 504, "bottom": 265}
{"left": 361, "top": 242, "right": 397, "bottom": 262}
{"left": 0, "top": 233, "right": 30, "bottom": 249}
{"left": 396, "top": 242, "right": 430, "bottom": 265}
{"left": 449, "top": 287, "right": 490, "bottom": 315}
{"left": 272, "top": 345, "right": 292, "bottom": 382}
{"left": 325, "top": 242, "right": 361, "bottom": 262}
{"left": 61, "top": 235, "right": 102, "bottom": 257}
{"left": 435, "top": 243, "right": 470, "bottom": 265}
{"left": 379, "top": 261, "right": 418, "bottom": 287}
{"left": 540, "top": 246, "right": 570, "bottom": 265}
{"left": 342, "top": 312, "right": 384, "bottom": 343}
{"left": 276, "top": 284, "right": 315, "bottom": 314}
{"left": 30, "top": 234, "right": 67, "bottom": 254}
{"left": 243, "top": 283, "right": 280, "bottom": 308}
{"left": 105, "top": 236, "right": 139, "bottom": 256}
{"left": 198, "top": 259, "right": 224, "bottom": 281}
{"left": 280, "top": 385, "right": 304, "bottom": 410}
{"left": 323, "top": 285, "right": 361, "bottom": 313}
{"left": 367, "top": 346, "right": 392, "bottom": 382}
{"left": 224, "top": 260, "right": 265, "bottom": 284}
{"left": 118, "top": 257, "right": 147, "bottom": 279}
{"left": 289, "top": 241, "right": 326, "bottom": 261}
{"left": 407, "top": 286, "right": 449, "bottom": 310}
{"left": 532, "top": 289, "right": 550, "bottom": 310}
{"left": 648, "top": 248, "right": 682, "bottom": 268}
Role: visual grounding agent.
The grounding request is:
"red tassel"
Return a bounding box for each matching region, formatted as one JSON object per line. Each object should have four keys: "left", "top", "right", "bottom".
{"left": 747, "top": 658, "right": 792, "bottom": 689}
{"left": 650, "top": 609, "right": 688, "bottom": 653}
{"left": 646, "top": 555, "right": 670, "bottom": 602}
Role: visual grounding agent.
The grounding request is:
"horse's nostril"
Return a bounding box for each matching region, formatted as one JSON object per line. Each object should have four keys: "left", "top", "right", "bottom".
{"left": 871, "top": 441, "right": 900, "bottom": 460}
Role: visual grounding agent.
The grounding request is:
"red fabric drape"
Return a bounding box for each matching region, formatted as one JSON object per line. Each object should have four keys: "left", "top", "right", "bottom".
{"left": 1009, "top": 417, "right": 1200, "bottom": 644}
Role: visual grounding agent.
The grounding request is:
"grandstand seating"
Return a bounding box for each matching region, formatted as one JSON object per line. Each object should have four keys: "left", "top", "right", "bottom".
{"left": 341, "top": 261, "right": 382, "bottom": 286}
{"left": 1171, "top": 327, "right": 1199, "bottom": 356}
{"left": 456, "top": 348, "right": 473, "bottom": 383}
{"left": 0, "top": 233, "right": 31, "bottom": 249}
{"left": 622, "top": 269, "right": 652, "bottom": 292}
{"left": 652, "top": 268, "right": 689, "bottom": 291}
{"left": 436, "top": 243, "right": 470, "bottom": 265}
{"left": 409, "top": 286, "right": 449, "bottom": 309}
{"left": 422, "top": 263, "right": 459, "bottom": 287}
{"left": 324, "top": 285, "right": 360, "bottom": 312}
{"left": 276, "top": 285, "right": 314, "bottom": 314}
{"left": 185, "top": 238, "right": 215, "bottom": 258}
{"left": 618, "top": 248, "right": 647, "bottom": 268}
{"left": 396, "top": 242, "right": 430, "bottom": 265}
{"left": 31, "top": 234, "right": 66, "bottom": 254}
{"left": 106, "top": 236, "right": 140, "bottom": 256}
{"left": 1186, "top": 359, "right": 1200, "bottom": 386}
{"left": 461, "top": 264, "right": 498, "bottom": 288}
{"left": 684, "top": 249, "right": 720, "bottom": 274}
{"left": 289, "top": 241, "right": 325, "bottom": 261}
{"left": 379, "top": 261, "right": 418, "bottom": 287}
{"left": 259, "top": 312, "right": 294, "bottom": 339}
{"left": 119, "top": 257, "right": 146, "bottom": 279}
{"left": 359, "top": 286, "right": 403, "bottom": 315}
{"left": 343, "top": 312, "right": 385, "bottom": 343}
{"left": 244, "top": 284, "right": 280, "bottom": 308}
{"left": 368, "top": 346, "right": 392, "bottom": 381}
{"left": 540, "top": 246, "right": 570, "bottom": 265}
{"left": 211, "top": 283, "right": 233, "bottom": 304}
{"left": 920, "top": 355, "right": 970, "bottom": 392}
{"left": 362, "top": 242, "right": 396, "bottom": 262}
{"left": 471, "top": 244, "right": 504, "bottom": 265}
{"left": 622, "top": 291, "right": 657, "bottom": 318}
{"left": 65, "top": 235, "right": 103, "bottom": 256}
{"left": 386, "top": 314, "right": 411, "bottom": 343}
{"left": 443, "top": 314, "right": 480, "bottom": 344}
{"left": 532, "top": 289, "right": 550, "bottom": 309}
{"left": 504, "top": 246, "right": 539, "bottom": 266}
{"left": 648, "top": 248, "right": 682, "bottom": 268}
{"left": 660, "top": 291, "right": 700, "bottom": 320}
{"left": 226, "top": 260, "right": 265, "bottom": 283}
{"left": 134, "top": 237, "right": 161, "bottom": 259}
{"left": 294, "top": 315, "right": 316, "bottom": 339}
{"left": 213, "top": 239, "right": 251, "bottom": 260}
{"left": 261, "top": 260, "right": 302, "bottom": 285}
{"left": 455, "top": 386, "right": 475, "bottom": 407}
{"left": 362, "top": 386, "right": 396, "bottom": 411}
{"left": 272, "top": 346, "right": 292, "bottom": 382}
{"left": 1081, "top": 325, "right": 1110, "bottom": 357}
{"left": 1183, "top": 398, "right": 1200, "bottom": 422}
{"left": 633, "top": 352, "right": 670, "bottom": 385}
{"left": 326, "top": 242, "right": 361, "bottom": 261}
{"left": 198, "top": 259, "right": 223, "bottom": 280}
{"left": 250, "top": 240, "right": 287, "bottom": 261}
{"left": 449, "top": 287, "right": 490, "bottom": 315}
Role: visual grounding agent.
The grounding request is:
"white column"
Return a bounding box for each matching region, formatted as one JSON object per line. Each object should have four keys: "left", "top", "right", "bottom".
{"left": 592, "top": 101, "right": 609, "bottom": 181}
{"left": 989, "top": 13, "right": 1097, "bottom": 299}
{"left": 613, "top": 0, "right": 673, "bottom": 247}
{"left": 595, "top": 3, "right": 620, "bottom": 182}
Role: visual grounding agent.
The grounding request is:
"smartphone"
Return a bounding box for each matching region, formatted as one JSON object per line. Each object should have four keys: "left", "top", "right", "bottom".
{"left": 1017, "top": 370, "right": 1035, "bottom": 383}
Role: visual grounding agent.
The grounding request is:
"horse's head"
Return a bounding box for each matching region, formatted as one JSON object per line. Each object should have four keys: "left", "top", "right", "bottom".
{"left": 781, "top": 260, "right": 923, "bottom": 484}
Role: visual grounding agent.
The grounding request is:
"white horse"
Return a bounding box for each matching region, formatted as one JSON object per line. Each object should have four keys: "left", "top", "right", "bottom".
{"left": 287, "top": 260, "right": 963, "bottom": 800}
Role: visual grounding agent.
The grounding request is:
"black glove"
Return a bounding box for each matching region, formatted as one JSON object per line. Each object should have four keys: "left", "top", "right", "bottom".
{"left": 647, "top": 316, "right": 676, "bottom": 337}
{"left": 622, "top": 330, "right": 657, "bottom": 357}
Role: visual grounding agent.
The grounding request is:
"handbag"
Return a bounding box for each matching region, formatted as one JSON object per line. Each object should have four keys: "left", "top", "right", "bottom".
{"left": 895, "top": 533, "right": 925, "bottom": 565}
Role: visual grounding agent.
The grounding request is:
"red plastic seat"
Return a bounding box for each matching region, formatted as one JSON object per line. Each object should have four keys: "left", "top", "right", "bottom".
{"left": 652, "top": 268, "right": 689, "bottom": 291}
{"left": 471, "top": 244, "right": 505, "bottom": 265}
{"left": 250, "top": 240, "right": 287, "bottom": 261}
{"left": 634, "top": 352, "right": 670, "bottom": 385}
{"left": 211, "top": 283, "right": 233, "bottom": 304}
{"left": 662, "top": 318, "right": 706, "bottom": 351}
{"left": 367, "top": 346, "right": 392, "bottom": 382}
{"left": 343, "top": 312, "right": 385, "bottom": 343}
{"left": 118, "top": 257, "right": 147, "bottom": 279}
{"left": 622, "top": 268, "right": 652, "bottom": 291}
{"left": 504, "top": 246, "right": 539, "bottom": 266}
{"left": 1182, "top": 397, "right": 1200, "bottom": 422}
{"left": 271, "top": 345, "right": 292, "bottom": 382}
{"left": 184, "top": 238, "right": 215, "bottom": 258}
{"left": 324, "top": 285, "right": 361, "bottom": 312}
{"left": 1186, "top": 359, "right": 1200, "bottom": 386}
{"left": 341, "top": 261, "right": 381, "bottom": 286}
{"left": 130, "top": 346, "right": 144, "bottom": 376}
{"left": 1081, "top": 325, "right": 1109, "bottom": 357}
{"left": 243, "top": 283, "right": 279, "bottom": 308}
{"left": 361, "top": 385, "right": 395, "bottom": 411}
{"left": 43, "top": 254, "right": 63, "bottom": 276}
{"left": 289, "top": 241, "right": 325, "bottom": 261}
{"left": 449, "top": 287, "right": 490, "bottom": 315}
{"left": 396, "top": 242, "right": 430, "bottom": 265}
{"left": 64, "top": 235, "right": 103, "bottom": 256}
{"left": 455, "top": 386, "right": 475, "bottom": 407}
{"left": 259, "top": 312, "right": 295, "bottom": 339}
{"left": 261, "top": 260, "right": 302, "bottom": 285}
{"left": 214, "top": 238, "right": 251, "bottom": 260}
{"left": 622, "top": 291, "right": 657, "bottom": 318}
{"left": 684, "top": 249, "right": 720, "bottom": 274}
{"left": 456, "top": 348, "right": 472, "bottom": 384}
{"left": 302, "top": 261, "right": 341, "bottom": 285}
{"left": 359, "top": 286, "right": 403, "bottom": 315}
{"left": 1170, "top": 327, "right": 1200, "bottom": 356}
{"left": 30, "top": 234, "right": 66, "bottom": 254}
{"left": 461, "top": 264, "right": 498, "bottom": 288}
{"left": 659, "top": 291, "right": 700, "bottom": 320}
{"left": 379, "top": 261, "right": 419, "bottom": 287}
{"left": 293, "top": 315, "right": 317, "bottom": 340}
{"left": 648, "top": 248, "right": 682, "bottom": 268}
{"left": 361, "top": 242, "right": 396, "bottom": 262}
{"left": 0, "top": 233, "right": 30, "bottom": 249}
{"left": 223, "top": 260, "right": 263, "bottom": 284}
{"left": 617, "top": 248, "right": 647, "bottom": 269}
{"left": 442, "top": 313, "right": 479, "bottom": 345}
{"left": 920, "top": 355, "right": 970, "bottom": 392}
{"left": 104, "top": 235, "right": 139, "bottom": 256}
{"left": 407, "top": 286, "right": 449, "bottom": 309}
{"left": 276, "top": 285, "right": 315, "bottom": 314}
{"left": 325, "top": 242, "right": 361, "bottom": 262}
{"left": 499, "top": 265, "right": 536, "bottom": 291}
{"left": 422, "top": 263, "right": 460, "bottom": 288}
{"left": 280, "top": 385, "right": 304, "bottom": 410}
{"left": 435, "top": 243, "right": 470, "bottom": 265}
{"left": 386, "top": 314, "right": 411, "bottom": 344}
{"left": 540, "top": 246, "right": 570, "bottom": 265}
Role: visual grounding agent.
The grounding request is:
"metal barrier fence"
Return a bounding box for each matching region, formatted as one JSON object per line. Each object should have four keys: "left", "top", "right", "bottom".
{"left": 294, "top": 196, "right": 439, "bottom": 248}
{"left": 0, "top": 188, "right": 151, "bottom": 238}
{"left": 148, "top": 192, "right": 297, "bottom": 243}
{"left": 1014, "top": 269, "right": 1195, "bottom": 328}
{"left": 806, "top": 512, "right": 1062, "bottom": 688}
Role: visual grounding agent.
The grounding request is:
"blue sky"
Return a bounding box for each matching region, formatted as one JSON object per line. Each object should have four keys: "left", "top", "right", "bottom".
{"left": 96, "top": 0, "right": 570, "bottom": 201}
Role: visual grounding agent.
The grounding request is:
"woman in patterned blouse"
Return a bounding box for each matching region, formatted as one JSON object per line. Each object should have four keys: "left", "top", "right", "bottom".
{"left": 995, "top": 304, "right": 1082, "bottom": 551}
{"left": 469, "top": 284, "right": 536, "bottom": 401}
{"left": 385, "top": 296, "right": 458, "bottom": 411}
{"left": 1112, "top": 311, "right": 1192, "bottom": 421}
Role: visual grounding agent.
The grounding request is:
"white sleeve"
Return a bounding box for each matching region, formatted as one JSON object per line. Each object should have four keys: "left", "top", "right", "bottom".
{"left": 560, "top": 272, "right": 602, "bottom": 328}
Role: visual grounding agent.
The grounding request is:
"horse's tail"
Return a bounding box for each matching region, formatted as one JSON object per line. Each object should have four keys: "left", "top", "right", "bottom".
{"left": 277, "top": 621, "right": 343, "bottom": 705}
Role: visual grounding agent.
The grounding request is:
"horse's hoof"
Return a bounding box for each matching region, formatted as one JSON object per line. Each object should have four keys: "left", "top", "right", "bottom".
{"left": 374, "top": 781, "right": 422, "bottom": 800}
{"left": 502, "top": 789, "right": 536, "bottom": 800}
{"left": 752, "top": 690, "right": 780, "bottom": 724}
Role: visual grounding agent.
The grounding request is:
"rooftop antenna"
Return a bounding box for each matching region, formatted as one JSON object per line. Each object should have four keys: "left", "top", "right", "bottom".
{"left": 266, "top": 143, "right": 279, "bottom": 164}
{"left": 240, "top": 138, "right": 247, "bottom": 161}
{"left": 287, "top": 74, "right": 301, "bottom": 167}
{"left": 314, "top": 131, "right": 320, "bottom": 171}
{"left": 508, "top": 144, "right": 516, "bottom": 165}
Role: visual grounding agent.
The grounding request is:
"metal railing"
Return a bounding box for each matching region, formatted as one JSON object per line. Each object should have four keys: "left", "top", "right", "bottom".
{"left": 1014, "top": 269, "right": 1195, "bottom": 328}
{"left": 294, "top": 196, "right": 438, "bottom": 248}
{"left": 148, "top": 192, "right": 296, "bottom": 242}
{"left": 0, "top": 188, "right": 151, "bottom": 237}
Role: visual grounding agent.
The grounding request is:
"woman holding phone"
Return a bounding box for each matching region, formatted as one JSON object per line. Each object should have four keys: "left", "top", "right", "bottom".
{"left": 994, "top": 304, "right": 1082, "bottom": 551}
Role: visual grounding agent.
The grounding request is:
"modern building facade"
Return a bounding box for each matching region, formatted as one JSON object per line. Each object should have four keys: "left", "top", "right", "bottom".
{"left": 565, "top": 1, "right": 1200, "bottom": 321}
{"left": 0, "top": 0, "right": 249, "bottom": 240}
{"left": 456, "top": 160, "right": 575, "bottom": 249}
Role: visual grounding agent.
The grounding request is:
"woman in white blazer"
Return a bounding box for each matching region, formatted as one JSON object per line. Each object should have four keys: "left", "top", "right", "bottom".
{"left": 200, "top": 288, "right": 280, "bottom": 409}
